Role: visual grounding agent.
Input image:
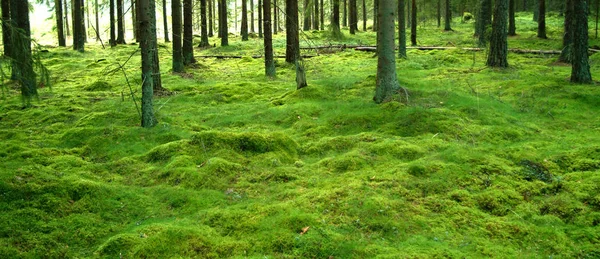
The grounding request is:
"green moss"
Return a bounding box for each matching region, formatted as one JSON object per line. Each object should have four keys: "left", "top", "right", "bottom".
{"left": 83, "top": 81, "right": 112, "bottom": 91}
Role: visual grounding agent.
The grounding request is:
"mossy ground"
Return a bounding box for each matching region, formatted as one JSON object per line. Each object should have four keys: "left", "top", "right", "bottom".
{"left": 1, "top": 13, "right": 600, "bottom": 258}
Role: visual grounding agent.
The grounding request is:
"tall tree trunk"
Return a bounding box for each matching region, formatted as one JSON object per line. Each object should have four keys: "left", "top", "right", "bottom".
{"left": 201, "top": 0, "right": 210, "bottom": 45}
{"left": 183, "top": 0, "right": 195, "bottom": 63}
{"left": 55, "top": 0, "right": 66, "bottom": 46}
{"left": 303, "top": 0, "right": 310, "bottom": 30}
{"left": 117, "top": 0, "right": 126, "bottom": 43}
{"left": 11, "top": 0, "right": 36, "bottom": 105}
{"left": 242, "top": 0, "right": 248, "bottom": 40}
{"left": 274, "top": 0, "right": 278, "bottom": 34}
{"left": 374, "top": 0, "right": 399, "bottom": 104}
{"left": 110, "top": 0, "right": 116, "bottom": 46}
{"left": 285, "top": 0, "right": 299, "bottom": 63}
{"left": 95, "top": 0, "right": 100, "bottom": 41}
{"left": 314, "top": 0, "right": 319, "bottom": 29}
{"left": 172, "top": 0, "right": 184, "bottom": 72}
{"left": 361, "top": 0, "right": 365, "bottom": 31}
{"left": 73, "top": 0, "right": 85, "bottom": 51}
{"left": 398, "top": 0, "right": 406, "bottom": 58}
{"left": 82, "top": 0, "right": 87, "bottom": 42}
{"left": 342, "top": 0, "right": 346, "bottom": 26}
{"left": 263, "top": 0, "right": 275, "bottom": 77}
{"left": 486, "top": 0, "right": 508, "bottom": 68}
{"left": 559, "top": 0, "right": 574, "bottom": 63}
{"left": 220, "top": 0, "right": 229, "bottom": 45}
{"left": 332, "top": 0, "right": 341, "bottom": 37}
{"left": 65, "top": 0, "right": 70, "bottom": 36}
{"left": 537, "top": 0, "right": 546, "bottom": 38}
{"left": 1, "top": 0, "right": 11, "bottom": 55}
{"left": 410, "top": 0, "right": 416, "bottom": 45}
{"left": 132, "top": 0, "right": 138, "bottom": 41}
{"left": 258, "top": 0, "right": 263, "bottom": 37}
{"left": 139, "top": 0, "right": 158, "bottom": 127}
{"left": 349, "top": 0, "right": 356, "bottom": 34}
{"left": 209, "top": 0, "right": 214, "bottom": 36}
{"left": 571, "top": 0, "right": 592, "bottom": 83}
{"left": 372, "top": 0, "right": 377, "bottom": 31}
{"left": 250, "top": 0, "right": 255, "bottom": 32}
{"left": 320, "top": 0, "right": 324, "bottom": 30}
{"left": 163, "top": 0, "right": 170, "bottom": 42}
{"left": 444, "top": 0, "right": 451, "bottom": 30}
{"left": 437, "top": 0, "right": 440, "bottom": 27}
{"left": 508, "top": 0, "right": 516, "bottom": 35}
{"left": 477, "top": 0, "right": 492, "bottom": 46}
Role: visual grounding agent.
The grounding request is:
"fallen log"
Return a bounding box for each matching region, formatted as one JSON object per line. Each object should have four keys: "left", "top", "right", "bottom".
{"left": 196, "top": 55, "right": 316, "bottom": 59}
{"left": 302, "top": 44, "right": 599, "bottom": 54}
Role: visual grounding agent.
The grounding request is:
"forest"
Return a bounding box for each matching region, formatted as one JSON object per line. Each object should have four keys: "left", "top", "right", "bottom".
{"left": 1, "top": 0, "right": 600, "bottom": 257}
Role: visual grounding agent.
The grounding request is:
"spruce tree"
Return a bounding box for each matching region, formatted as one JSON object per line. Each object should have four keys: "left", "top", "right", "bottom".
{"left": 183, "top": 0, "right": 196, "bottom": 64}
{"left": 398, "top": 0, "right": 406, "bottom": 58}
{"left": 263, "top": 0, "right": 275, "bottom": 77}
{"left": 285, "top": 0, "right": 300, "bottom": 63}
{"left": 570, "top": 0, "right": 592, "bottom": 83}
{"left": 486, "top": 0, "right": 509, "bottom": 68}
{"left": 241, "top": 0, "right": 248, "bottom": 40}
{"left": 559, "top": 0, "right": 574, "bottom": 63}
{"left": 375, "top": 0, "right": 399, "bottom": 104}
{"left": 139, "top": 0, "right": 158, "bottom": 127}
{"left": 172, "top": 0, "right": 185, "bottom": 72}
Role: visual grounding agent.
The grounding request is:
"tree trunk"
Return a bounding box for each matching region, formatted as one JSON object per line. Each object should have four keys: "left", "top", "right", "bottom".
{"left": 201, "top": 0, "right": 210, "bottom": 45}
{"left": 285, "top": 0, "right": 299, "bottom": 63}
{"left": 444, "top": 0, "right": 451, "bottom": 31}
{"left": 375, "top": 0, "right": 399, "bottom": 104}
{"left": 82, "top": 0, "right": 87, "bottom": 42}
{"left": 361, "top": 0, "right": 365, "bottom": 31}
{"left": 320, "top": 0, "right": 324, "bottom": 30}
{"left": 303, "top": 0, "right": 310, "bottom": 30}
{"left": 242, "top": 0, "right": 248, "bottom": 40}
{"left": 349, "top": 0, "right": 357, "bottom": 33}
{"left": 559, "top": 0, "right": 574, "bottom": 63}
{"left": 398, "top": 0, "right": 406, "bottom": 58}
{"left": 314, "top": 0, "right": 319, "bottom": 30}
{"left": 571, "top": 0, "right": 592, "bottom": 83}
{"left": 139, "top": 0, "right": 158, "bottom": 127}
{"left": 258, "top": 0, "right": 263, "bottom": 37}
{"left": 220, "top": 0, "right": 229, "bottom": 45}
{"left": 172, "top": 0, "right": 184, "bottom": 72}
{"left": 437, "top": 0, "right": 440, "bottom": 27}
{"left": 65, "top": 0, "right": 70, "bottom": 36}
{"left": 250, "top": 0, "right": 255, "bottom": 32}
{"left": 410, "top": 0, "right": 416, "bottom": 46}
{"left": 55, "top": 0, "right": 66, "bottom": 46}
{"left": 73, "top": 0, "right": 85, "bottom": 51}
{"left": 11, "top": 0, "right": 36, "bottom": 105}
{"left": 508, "top": 0, "right": 516, "bottom": 35}
{"left": 1, "top": 0, "right": 10, "bottom": 56}
{"left": 110, "top": 0, "right": 116, "bottom": 46}
{"left": 95, "top": 0, "right": 100, "bottom": 41}
{"left": 537, "top": 0, "right": 546, "bottom": 38}
{"left": 274, "top": 0, "right": 278, "bottom": 34}
{"left": 332, "top": 0, "right": 341, "bottom": 37}
{"left": 117, "top": 0, "right": 126, "bottom": 43}
{"left": 163, "top": 0, "right": 169, "bottom": 42}
{"left": 372, "top": 0, "right": 377, "bottom": 31}
{"left": 477, "top": 0, "right": 492, "bottom": 46}
{"left": 183, "top": 0, "right": 195, "bottom": 63}
{"left": 486, "top": 0, "right": 508, "bottom": 68}
{"left": 209, "top": 0, "right": 214, "bottom": 36}
{"left": 263, "top": 0, "right": 275, "bottom": 77}
{"left": 342, "top": 0, "right": 346, "bottom": 27}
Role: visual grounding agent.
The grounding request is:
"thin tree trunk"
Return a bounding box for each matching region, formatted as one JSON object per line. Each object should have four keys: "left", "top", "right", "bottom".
{"left": 209, "top": 0, "right": 214, "bottom": 36}
{"left": 320, "top": 0, "right": 324, "bottom": 30}
{"left": 264, "top": 0, "right": 275, "bottom": 76}
{"left": 444, "top": 0, "right": 451, "bottom": 31}
{"left": 201, "top": 0, "right": 210, "bottom": 45}
{"left": 183, "top": 0, "right": 195, "bottom": 63}
{"left": 372, "top": 0, "right": 377, "bottom": 31}
{"left": 250, "top": 0, "right": 255, "bottom": 32}
{"left": 172, "top": 0, "right": 184, "bottom": 72}
{"left": 537, "top": 0, "right": 546, "bottom": 38}
{"left": 487, "top": 0, "right": 508, "bottom": 68}
{"left": 361, "top": 0, "right": 365, "bottom": 31}
{"left": 163, "top": 0, "right": 170, "bottom": 42}
{"left": 65, "top": 0, "right": 71, "bottom": 37}
{"left": 117, "top": 0, "right": 126, "bottom": 43}
{"left": 242, "top": 0, "right": 248, "bottom": 40}
{"left": 398, "top": 0, "right": 406, "bottom": 58}
{"left": 437, "top": 0, "right": 440, "bottom": 27}
{"left": 303, "top": 0, "right": 310, "bottom": 30}
{"left": 349, "top": 0, "right": 356, "bottom": 34}
{"left": 314, "top": 0, "right": 319, "bottom": 29}
{"left": 286, "top": 0, "right": 299, "bottom": 63}
{"left": 342, "top": 0, "right": 346, "bottom": 26}
{"left": 258, "top": 0, "right": 263, "bottom": 37}
{"left": 73, "top": 0, "right": 84, "bottom": 51}
{"left": 274, "top": 0, "right": 278, "bottom": 34}
{"left": 56, "top": 0, "right": 66, "bottom": 46}
{"left": 139, "top": 0, "right": 158, "bottom": 127}
{"left": 410, "top": 0, "right": 416, "bottom": 46}
{"left": 375, "top": 0, "right": 399, "bottom": 104}
{"left": 110, "top": 0, "right": 116, "bottom": 46}
{"left": 95, "top": 0, "right": 100, "bottom": 41}
{"left": 132, "top": 0, "right": 138, "bottom": 41}
{"left": 571, "top": 0, "right": 592, "bottom": 83}
{"left": 332, "top": 0, "right": 341, "bottom": 37}
{"left": 508, "top": 0, "right": 516, "bottom": 35}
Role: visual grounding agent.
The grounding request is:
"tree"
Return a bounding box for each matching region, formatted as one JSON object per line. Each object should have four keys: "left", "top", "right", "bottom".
{"left": 559, "top": 0, "right": 574, "bottom": 63}
{"left": 537, "top": 0, "right": 546, "bottom": 38}
{"left": 444, "top": 0, "right": 452, "bottom": 31}
{"left": 263, "top": 0, "right": 275, "bottom": 77}
{"left": 486, "top": 0, "right": 508, "bottom": 68}
{"left": 313, "top": 0, "right": 319, "bottom": 30}
{"left": 320, "top": 0, "right": 324, "bottom": 30}
{"left": 361, "top": 0, "right": 366, "bottom": 31}
{"left": 250, "top": 0, "right": 254, "bottom": 32}
{"left": 209, "top": 0, "right": 214, "bottom": 36}
{"left": 163, "top": 0, "right": 170, "bottom": 42}
{"left": 285, "top": 0, "right": 299, "bottom": 63}
{"left": 241, "top": 0, "right": 248, "bottom": 40}
{"left": 349, "top": 0, "right": 357, "bottom": 34}
{"left": 220, "top": 0, "right": 229, "bottom": 45}
{"left": 172, "top": 0, "right": 184, "bottom": 72}
{"left": 398, "top": 0, "right": 406, "bottom": 58}
{"left": 508, "top": 0, "right": 516, "bottom": 35}
{"left": 117, "top": 0, "right": 126, "bottom": 44}
{"left": 55, "top": 0, "right": 66, "bottom": 46}
{"left": 73, "top": 0, "right": 85, "bottom": 51}
{"left": 132, "top": 0, "right": 137, "bottom": 41}
{"left": 571, "top": 0, "right": 592, "bottom": 83}
{"left": 332, "top": 0, "right": 342, "bottom": 37}
{"left": 273, "top": 0, "right": 278, "bottom": 34}
{"left": 139, "top": 0, "right": 158, "bottom": 127}
{"left": 1, "top": 0, "right": 10, "bottom": 56}
{"left": 476, "top": 0, "right": 492, "bottom": 46}
{"left": 437, "top": 0, "right": 440, "bottom": 27}
{"left": 303, "top": 0, "right": 310, "bottom": 30}
{"left": 410, "top": 0, "right": 416, "bottom": 46}
{"left": 183, "top": 0, "right": 195, "bottom": 64}
{"left": 374, "top": 0, "right": 399, "bottom": 104}
{"left": 342, "top": 0, "right": 346, "bottom": 27}
{"left": 201, "top": 0, "right": 210, "bottom": 46}
{"left": 372, "top": 0, "right": 377, "bottom": 31}
{"left": 10, "top": 0, "right": 37, "bottom": 105}
{"left": 95, "top": 0, "right": 100, "bottom": 41}
{"left": 110, "top": 0, "right": 116, "bottom": 46}
{"left": 64, "top": 0, "right": 70, "bottom": 37}
{"left": 258, "top": 0, "right": 263, "bottom": 37}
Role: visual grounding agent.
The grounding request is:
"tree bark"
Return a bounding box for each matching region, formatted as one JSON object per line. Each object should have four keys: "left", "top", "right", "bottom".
{"left": 437, "top": 0, "right": 440, "bottom": 27}
{"left": 410, "top": 0, "right": 416, "bottom": 46}
{"left": 486, "top": 0, "right": 508, "bottom": 68}
{"left": 258, "top": 0, "right": 263, "bottom": 37}
{"left": 320, "top": 0, "right": 324, "bottom": 30}
{"left": 372, "top": 0, "right": 377, "bottom": 31}
{"left": 117, "top": 0, "right": 126, "bottom": 44}
{"left": 559, "top": 0, "right": 574, "bottom": 63}
{"left": 314, "top": 0, "right": 319, "bottom": 29}
{"left": 110, "top": 0, "right": 116, "bottom": 46}
{"left": 361, "top": 0, "right": 365, "bottom": 31}
{"left": 375, "top": 0, "right": 399, "bottom": 104}
{"left": 332, "top": 0, "right": 341, "bottom": 37}
{"left": 95, "top": 0, "right": 100, "bottom": 41}
{"left": 477, "top": 0, "right": 492, "bottom": 46}
{"left": 209, "top": 0, "right": 214, "bottom": 37}
{"left": 263, "top": 0, "right": 275, "bottom": 76}
{"left": 132, "top": 0, "right": 137, "bottom": 41}
{"left": 183, "top": 0, "right": 195, "bottom": 63}
{"left": 537, "top": 0, "right": 546, "bottom": 38}
{"left": 163, "top": 0, "right": 170, "bottom": 42}
{"left": 444, "top": 0, "right": 451, "bottom": 31}
{"left": 250, "top": 0, "right": 255, "bottom": 32}
{"left": 220, "top": 0, "right": 229, "bottom": 45}
{"left": 349, "top": 0, "right": 356, "bottom": 34}
{"left": 55, "top": 0, "right": 66, "bottom": 46}
{"left": 139, "top": 0, "right": 158, "bottom": 127}
{"left": 508, "top": 0, "right": 516, "bottom": 35}
{"left": 11, "top": 0, "right": 36, "bottom": 104}
{"left": 342, "top": 0, "right": 346, "bottom": 27}
{"left": 285, "top": 0, "right": 299, "bottom": 63}
{"left": 242, "top": 0, "right": 248, "bottom": 40}
{"left": 73, "top": 0, "right": 85, "bottom": 51}
{"left": 65, "top": 0, "right": 70, "bottom": 36}
{"left": 398, "top": 0, "right": 406, "bottom": 58}
{"left": 201, "top": 0, "right": 210, "bottom": 45}
{"left": 172, "top": 0, "right": 184, "bottom": 72}
{"left": 274, "top": 0, "right": 278, "bottom": 34}
{"left": 303, "top": 0, "right": 310, "bottom": 30}
{"left": 571, "top": 0, "right": 592, "bottom": 83}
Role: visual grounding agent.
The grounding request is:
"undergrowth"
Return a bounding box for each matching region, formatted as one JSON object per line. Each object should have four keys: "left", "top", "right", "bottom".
{"left": 1, "top": 12, "right": 599, "bottom": 258}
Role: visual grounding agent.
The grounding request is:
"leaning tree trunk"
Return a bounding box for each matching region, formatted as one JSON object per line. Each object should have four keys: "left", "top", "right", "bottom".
{"left": 117, "top": 0, "right": 126, "bottom": 44}
{"left": 109, "top": 0, "right": 116, "bottom": 46}
{"left": 172, "top": 0, "right": 184, "bottom": 72}
{"left": 537, "top": 0, "right": 546, "bottom": 38}
{"left": 559, "top": 0, "right": 574, "bottom": 63}
{"left": 263, "top": 0, "right": 275, "bottom": 77}
{"left": 571, "top": 0, "right": 592, "bottom": 83}
{"left": 163, "top": 0, "right": 169, "bottom": 42}
{"left": 444, "top": 0, "right": 452, "bottom": 31}
{"left": 410, "top": 0, "right": 416, "bottom": 46}
{"left": 398, "top": 0, "right": 406, "bottom": 58}
{"left": 55, "top": 0, "right": 66, "bottom": 46}
{"left": 285, "top": 0, "right": 299, "bottom": 63}
{"left": 139, "top": 0, "right": 158, "bottom": 127}
{"left": 73, "top": 0, "right": 85, "bottom": 51}
{"left": 242, "top": 0, "right": 248, "bottom": 40}
{"left": 183, "top": 0, "right": 195, "bottom": 64}
{"left": 375, "top": 0, "right": 399, "bottom": 104}
{"left": 201, "top": 0, "right": 210, "bottom": 45}
{"left": 486, "top": 0, "right": 508, "bottom": 68}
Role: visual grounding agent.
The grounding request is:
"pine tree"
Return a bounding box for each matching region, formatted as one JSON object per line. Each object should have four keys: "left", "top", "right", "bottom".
{"left": 183, "top": 0, "right": 196, "bottom": 64}
{"left": 410, "top": 0, "right": 416, "bottom": 46}
{"left": 486, "top": 0, "right": 508, "bottom": 68}
{"left": 241, "top": 0, "right": 248, "bottom": 40}
{"left": 559, "top": 0, "right": 574, "bottom": 63}
{"left": 163, "top": 0, "right": 170, "bottom": 42}
{"left": 263, "top": 0, "right": 275, "bottom": 77}
{"left": 55, "top": 0, "right": 66, "bottom": 46}
{"left": 172, "top": 0, "right": 184, "bottom": 72}
{"left": 375, "top": 0, "right": 399, "bottom": 103}
{"left": 139, "top": 0, "right": 158, "bottom": 127}
{"left": 444, "top": 0, "right": 452, "bottom": 31}
{"left": 570, "top": 0, "right": 592, "bottom": 83}
{"left": 398, "top": 0, "right": 406, "bottom": 58}
{"left": 508, "top": 0, "right": 516, "bottom": 35}
{"left": 109, "top": 0, "right": 116, "bottom": 46}
{"left": 285, "top": 0, "right": 300, "bottom": 63}
{"left": 117, "top": 0, "right": 126, "bottom": 43}
{"left": 201, "top": 0, "right": 210, "bottom": 45}
{"left": 537, "top": 0, "right": 546, "bottom": 38}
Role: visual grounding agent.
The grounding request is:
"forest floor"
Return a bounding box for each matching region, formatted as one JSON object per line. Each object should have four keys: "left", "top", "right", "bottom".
{"left": 1, "top": 13, "right": 600, "bottom": 258}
